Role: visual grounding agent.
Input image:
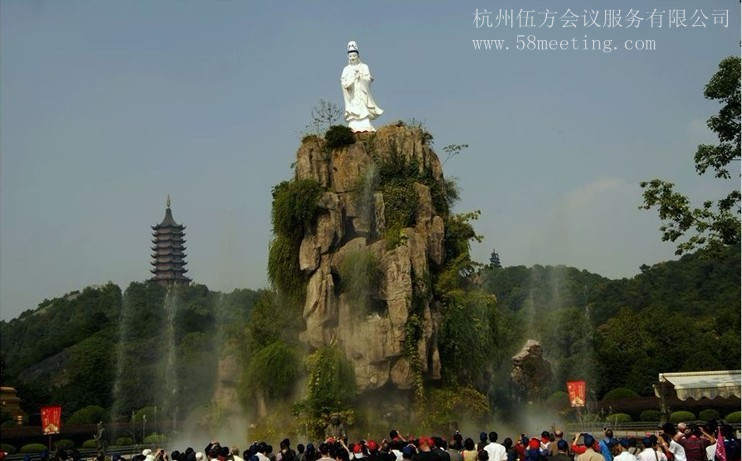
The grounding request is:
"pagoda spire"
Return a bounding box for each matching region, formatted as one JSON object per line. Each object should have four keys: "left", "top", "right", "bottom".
{"left": 150, "top": 196, "right": 191, "bottom": 286}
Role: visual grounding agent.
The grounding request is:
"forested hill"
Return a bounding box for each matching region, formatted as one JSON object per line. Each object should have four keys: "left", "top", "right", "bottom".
{"left": 0, "top": 246, "right": 738, "bottom": 418}
{"left": 0, "top": 282, "right": 262, "bottom": 419}
{"left": 480, "top": 244, "right": 740, "bottom": 397}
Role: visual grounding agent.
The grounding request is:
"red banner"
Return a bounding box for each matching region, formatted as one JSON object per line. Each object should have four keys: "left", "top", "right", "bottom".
{"left": 41, "top": 406, "right": 62, "bottom": 435}
{"left": 567, "top": 381, "right": 586, "bottom": 407}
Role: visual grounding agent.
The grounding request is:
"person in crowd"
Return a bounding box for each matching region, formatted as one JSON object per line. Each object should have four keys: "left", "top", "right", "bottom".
{"left": 552, "top": 431, "right": 565, "bottom": 457}
{"left": 660, "top": 424, "right": 686, "bottom": 461}
{"left": 550, "top": 440, "right": 572, "bottom": 461}
{"left": 446, "top": 437, "right": 463, "bottom": 461}
{"left": 673, "top": 424, "right": 715, "bottom": 461}
{"left": 613, "top": 440, "right": 636, "bottom": 461}
{"left": 463, "top": 439, "right": 478, "bottom": 461}
{"left": 413, "top": 438, "right": 440, "bottom": 461}
{"left": 577, "top": 435, "right": 604, "bottom": 461}
{"left": 402, "top": 444, "right": 417, "bottom": 461}
{"left": 433, "top": 437, "right": 451, "bottom": 461}
{"left": 502, "top": 438, "right": 517, "bottom": 461}
{"left": 484, "top": 432, "right": 507, "bottom": 461}
{"left": 318, "top": 444, "right": 334, "bottom": 461}
{"left": 637, "top": 436, "right": 665, "bottom": 461}
{"left": 538, "top": 433, "right": 552, "bottom": 458}
{"left": 281, "top": 439, "right": 296, "bottom": 461}
{"left": 600, "top": 430, "right": 616, "bottom": 461}
{"left": 524, "top": 438, "right": 545, "bottom": 461}
{"left": 479, "top": 434, "right": 490, "bottom": 453}
{"left": 305, "top": 444, "right": 317, "bottom": 461}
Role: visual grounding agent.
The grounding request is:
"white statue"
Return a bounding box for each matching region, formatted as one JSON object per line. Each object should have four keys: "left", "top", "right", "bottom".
{"left": 341, "top": 41, "right": 383, "bottom": 132}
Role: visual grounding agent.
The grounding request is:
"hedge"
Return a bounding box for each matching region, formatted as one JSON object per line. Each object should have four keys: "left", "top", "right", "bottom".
{"left": 698, "top": 409, "right": 721, "bottom": 421}
{"left": 1, "top": 444, "right": 17, "bottom": 454}
{"left": 726, "top": 411, "right": 741, "bottom": 423}
{"left": 68, "top": 405, "right": 109, "bottom": 424}
{"left": 82, "top": 440, "right": 98, "bottom": 449}
{"left": 602, "top": 388, "right": 640, "bottom": 402}
{"left": 670, "top": 411, "right": 696, "bottom": 423}
{"left": 53, "top": 439, "right": 75, "bottom": 450}
{"left": 115, "top": 437, "right": 135, "bottom": 446}
{"left": 144, "top": 434, "right": 166, "bottom": 445}
{"left": 606, "top": 413, "right": 633, "bottom": 425}
{"left": 20, "top": 444, "right": 47, "bottom": 453}
{"left": 640, "top": 410, "right": 661, "bottom": 421}
{"left": 546, "top": 391, "right": 570, "bottom": 410}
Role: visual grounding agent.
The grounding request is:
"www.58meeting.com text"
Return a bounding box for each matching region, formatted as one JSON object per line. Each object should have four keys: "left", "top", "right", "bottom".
{"left": 473, "top": 35, "right": 657, "bottom": 53}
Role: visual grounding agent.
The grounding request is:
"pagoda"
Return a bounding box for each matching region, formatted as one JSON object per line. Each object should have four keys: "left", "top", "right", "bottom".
{"left": 150, "top": 196, "right": 191, "bottom": 286}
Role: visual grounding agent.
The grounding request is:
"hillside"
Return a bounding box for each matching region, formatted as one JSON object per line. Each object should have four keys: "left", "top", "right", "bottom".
{"left": 0, "top": 283, "right": 262, "bottom": 422}
{"left": 480, "top": 244, "right": 741, "bottom": 398}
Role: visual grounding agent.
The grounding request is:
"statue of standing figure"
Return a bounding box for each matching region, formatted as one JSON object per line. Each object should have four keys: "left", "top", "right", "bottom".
{"left": 93, "top": 421, "right": 107, "bottom": 455}
{"left": 341, "top": 41, "right": 383, "bottom": 132}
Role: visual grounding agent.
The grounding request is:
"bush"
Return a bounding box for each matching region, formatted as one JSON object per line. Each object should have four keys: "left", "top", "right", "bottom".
{"left": 1, "top": 420, "right": 16, "bottom": 428}
{"left": 271, "top": 179, "right": 322, "bottom": 241}
{"left": 303, "top": 345, "right": 356, "bottom": 414}
{"left": 725, "top": 411, "right": 741, "bottom": 423}
{"left": 699, "top": 409, "right": 721, "bottom": 421}
{"left": 54, "top": 439, "right": 75, "bottom": 450}
{"left": 20, "top": 444, "right": 48, "bottom": 453}
{"left": 325, "top": 125, "right": 355, "bottom": 149}
{"left": 131, "top": 406, "right": 157, "bottom": 424}
{"left": 143, "top": 433, "right": 166, "bottom": 445}
{"left": 82, "top": 440, "right": 98, "bottom": 449}
{"left": 545, "top": 391, "right": 570, "bottom": 410}
{"left": 242, "top": 341, "right": 300, "bottom": 401}
{"left": 115, "top": 437, "right": 135, "bottom": 446}
{"left": 68, "top": 405, "right": 109, "bottom": 424}
{"left": 267, "top": 235, "right": 303, "bottom": 297}
{"left": 1, "top": 444, "right": 17, "bottom": 454}
{"left": 640, "top": 410, "right": 661, "bottom": 422}
{"left": 670, "top": 411, "right": 697, "bottom": 423}
{"left": 602, "top": 387, "right": 640, "bottom": 402}
{"left": 606, "top": 413, "right": 633, "bottom": 425}
{"left": 338, "top": 249, "right": 382, "bottom": 314}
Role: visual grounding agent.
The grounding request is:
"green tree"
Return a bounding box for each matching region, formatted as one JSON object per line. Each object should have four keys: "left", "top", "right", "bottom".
{"left": 641, "top": 56, "right": 740, "bottom": 255}
{"left": 489, "top": 250, "right": 502, "bottom": 269}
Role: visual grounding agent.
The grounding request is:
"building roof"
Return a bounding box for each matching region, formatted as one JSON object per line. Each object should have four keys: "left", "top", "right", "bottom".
{"left": 152, "top": 206, "right": 186, "bottom": 230}
{"left": 654, "top": 370, "right": 741, "bottom": 401}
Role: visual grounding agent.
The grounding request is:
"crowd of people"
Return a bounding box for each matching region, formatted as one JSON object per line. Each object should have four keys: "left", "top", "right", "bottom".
{"left": 118, "top": 421, "right": 738, "bottom": 461}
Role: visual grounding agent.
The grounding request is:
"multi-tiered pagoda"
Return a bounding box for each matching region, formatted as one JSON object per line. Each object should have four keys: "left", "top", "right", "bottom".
{"left": 150, "top": 196, "right": 191, "bottom": 286}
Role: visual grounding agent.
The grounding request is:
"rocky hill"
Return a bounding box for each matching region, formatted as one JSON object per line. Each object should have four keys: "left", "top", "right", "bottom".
{"left": 293, "top": 124, "right": 449, "bottom": 392}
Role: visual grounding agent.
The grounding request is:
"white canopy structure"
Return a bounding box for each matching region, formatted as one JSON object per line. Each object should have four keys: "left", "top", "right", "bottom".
{"left": 654, "top": 370, "right": 741, "bottom": 401}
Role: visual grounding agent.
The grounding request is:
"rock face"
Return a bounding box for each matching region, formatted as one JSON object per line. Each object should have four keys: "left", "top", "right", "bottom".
{"left": 510, "top": 339, "right": 553, "bottom": 402}
{"left": 296, "top": 124, "right": 446, "bottom": 392}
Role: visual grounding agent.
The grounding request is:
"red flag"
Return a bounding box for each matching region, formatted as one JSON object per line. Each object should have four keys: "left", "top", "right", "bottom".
{"left": 41, "top": 406, "right": 62, "bottom": 435}
{"left": 715, "top": 427, "right": 726, "bottom": 461}
{"left": 566, "top": 381, "right": 586, "bottom": 407}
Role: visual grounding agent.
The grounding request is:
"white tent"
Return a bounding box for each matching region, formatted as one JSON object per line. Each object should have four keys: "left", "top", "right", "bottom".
{"left": 654, "top": 370, "right": 741, "bottom": 401}
{"left": 653, "top": 370, "right": 741, "bottom": 422}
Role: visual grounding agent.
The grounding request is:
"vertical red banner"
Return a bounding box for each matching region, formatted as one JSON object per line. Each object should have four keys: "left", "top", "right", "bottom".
{"left": 41, "top": 406, "right": 62, "bottom": 435}
{"left": 566, "top": 381, "right": 586, "bottom": 407}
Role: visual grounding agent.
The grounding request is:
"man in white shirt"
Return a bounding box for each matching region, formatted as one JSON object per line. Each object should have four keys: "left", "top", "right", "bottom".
{"left": 614, "top": 439, "right": 637, "bottom": 461}
{"left": 637, "top": 436, "right": 667, "bottom": 461}
{"left": 484, "top": 432, "right": 507, "bottom": 461}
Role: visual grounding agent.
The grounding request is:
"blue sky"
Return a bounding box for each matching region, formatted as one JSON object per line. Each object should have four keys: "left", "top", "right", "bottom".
{"left": 1, "top": 1, "right": 739, "bottom": 320}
